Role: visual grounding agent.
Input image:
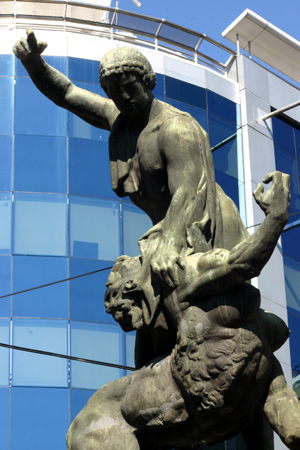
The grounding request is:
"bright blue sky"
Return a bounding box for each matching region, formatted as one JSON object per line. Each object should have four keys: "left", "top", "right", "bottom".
{"left": 118, "top": 0, "right": 300, "bottom": 51}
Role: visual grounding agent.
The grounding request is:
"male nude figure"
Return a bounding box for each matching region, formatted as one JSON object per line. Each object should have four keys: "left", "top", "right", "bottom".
{"left": 67, "top": 172, "right": 300, "bottom": 450}
{"left": 13, "top": 29, "right": 248, "bottom": 287}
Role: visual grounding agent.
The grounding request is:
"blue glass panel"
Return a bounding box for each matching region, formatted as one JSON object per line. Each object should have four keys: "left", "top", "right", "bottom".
{"left": 68, "top": 80, "right": 110, "bottom": 142}
{"left": 12, "top": 318, "right": 68, "bottom": 387}
{"left": 212, "top": 136, "right": 238, "bottom": 180}
{"left": 272, "top": 116, "right": 296, "bottom": 155}
{"left": 70, "top": 196, "right": 121, "bottom": 261}
{"left": 282, "top": 224, "right": 300, "bottom": 262}
{"left": 166, "top": 99, "right": 208, "bottom": 131}
{"left": 0, "top": 256, "right": 11, "bottom": 317}
{"left": 284, "top": 256, "right": 300, "bottom": 313}
{"left": 215, "top": 170, "right": 239, "bottom": 210}
{"left": 13, "top": 193, "right": 67, "bottom": 257}
{"left": 287, "top": 312, "right": 300, "bottom": 371}
{"left": 69, "top": 138, "right": 117, "bottom": 198}
{"left": 0, "top": 319, "right": 10, "bottom": 386}
{"left": 15, "top": 78, "right": 67, "bottom": 136}
{"left": 125, "top": 331, "right": 135, "bottom": 370}
{"left": 295, "top": 128, "right": 300, "bottom": 160}
{"left": 0, "top": 54, "right": 14, "bottom": 76}
{"left": 70, "top": 389, "right": 96, "bottom": 422}
{"left": 0, "top": 193, "right": 12, "bottom": 255}
{"left": 0, "top": 135, "right": 12, "bottom": 192}
{"left": 70, "top": 258, "right": 114, "bottom": 323}
{"left": 0, "top": 388, "right": 9, "bottom": 449}
{"left": 208, "top": 113, "right": 237, "bottom": 148}
{"left": 122, "top": 203, "right": 152, "bottom": 256}
{"left": 16, "top": 55, "right": 67, "bottom": 77}
{"left": 0, "top": 77, "right": 13, "bottom": 134}
{"left": 165, "top": 76, "right": 206, "bottom": 109}
{"left": 153, "top": 73, "right": 165, "bottom": 97}
{"left": 207, "top": 90, "right": 237, "bottom": 124}
{"left": 11, "top": 387, "right": 69, "bottom": 450}
{"left": 69, "top": 57, "right": 100, "bottom": 83}
{"left": 14, "top": 135, "right": 67, "bottom": 194}
{"left": 13, "top": 256, "right": 68, "bottom": 319}
{"left": 275, "top": 147, "right": 300, "bottom": 211}
{"left": 70, "top": 321, "right": 123, "bottom": 389}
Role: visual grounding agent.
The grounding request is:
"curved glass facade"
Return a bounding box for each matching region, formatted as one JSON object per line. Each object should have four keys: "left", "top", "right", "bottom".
{"left": 0, "top": 52, "right": 242, "bottom": 449}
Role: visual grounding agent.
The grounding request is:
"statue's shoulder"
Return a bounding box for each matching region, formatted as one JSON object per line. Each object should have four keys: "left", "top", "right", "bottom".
{"left": 158, "top": 101, "right": 200, "bottom": 134}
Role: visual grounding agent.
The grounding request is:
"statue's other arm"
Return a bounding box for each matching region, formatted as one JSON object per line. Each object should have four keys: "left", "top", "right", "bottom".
{"left": 180, "top": 172, "right": 290, "bottom": 299}
{"left": 13, "top": 29, "right": 119, "bottom": 130}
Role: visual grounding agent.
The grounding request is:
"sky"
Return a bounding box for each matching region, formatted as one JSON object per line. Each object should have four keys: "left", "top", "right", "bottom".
{"left": 116, "top": 0, "right": 300, "bottom": 56}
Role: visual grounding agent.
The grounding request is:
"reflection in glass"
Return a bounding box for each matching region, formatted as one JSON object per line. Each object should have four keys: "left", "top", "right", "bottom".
{"left": 123, "top": 203, "right": 152, "bottom": 256}
{"left": 15, "top": 78, "right": 67, "bottom": 136}
{"left": 70, "top": 196, "right": 121, "bottom": 261}
{"left": 282, "top": 225, "right": 300, "bottom": 263}
{"left": 207, "top": 90, "right": 237, "bottom": 124}
{"left": 13, "top": 193, "right": 68, "bottom": 256}
{"left": 208, "top": 113, "right": 237, "bottom": 148}
{"left": 0, "top": 193, "right": 12, "bottom": 255}
{"left": 13, "top": 256, "right": 68, "bottom": 319}
{"left": 11, "top": 387, "right": 69, "bottom": 450}
{"left": 275, "top": 147, "right": 300, "bottom": 211}
{"left": 284, "top": 255, "right": 300, "bottom": 313}
{"left": 0, "top": 319, "right": 10, "bottom": 386}
{"left": 215, "top": 170, "right": 239, "bottom": 210}
{"left": 70, "top": 321, "right": 123, "bottom": 389}
{"left": 213, "top": 136, "right": 238, "bottom": 180}
{"left": 0, "top": 77, "right": 14, "bottom": 134}
{"left": 12, "top": 318, "right": 68, "bottom": 387}
{"left": 272, "top": 116, "right": 296, "bottom": 155}
{"left": 14, "top": 135, "right": 67, "bottom": 194}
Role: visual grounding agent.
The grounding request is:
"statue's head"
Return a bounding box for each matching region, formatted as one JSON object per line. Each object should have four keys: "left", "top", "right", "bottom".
{"left": 104, "top": 255, "right": 144, "bottom": 332}
{"left": 99, "top": 46, "right": 156, "bottom": 92}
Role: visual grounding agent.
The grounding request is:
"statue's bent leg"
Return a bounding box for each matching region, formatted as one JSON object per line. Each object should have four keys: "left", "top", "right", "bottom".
{"left": 66, "top": 376, "right": 140, "bottom": 450}
{"left": 264, "top": 357, "right": 300, "bottom": 450}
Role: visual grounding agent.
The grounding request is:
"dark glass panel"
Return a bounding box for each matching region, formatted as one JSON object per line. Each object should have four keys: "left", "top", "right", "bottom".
{"left": 15, "top": 78, "right": 67, "bottom": 136}
{"left": 12, "top": 318, "right": 68, "bottom": 387}
{"left": 69, "top": 57, "right": 100, "bottom": 83}
{"left": 70, "top": 388, "right": 96, "bottom": 422}
{"left": 13, "top": 193, "right": 68, "bottom": 257}
{"left": 166, "top": 98, "right": 208, "bottom": 131}
{"left": 284, "top": 255, "right": 300, "bottom": 313}
{"left": 0, "top": 54, "right": 14, "bottom": 76}
{"left": 12, "top": 255, "right": 68, "bottom": 319}
{"left": 153, "top": 73, "right": 165, "bottom": 97}
{"left": 0, "top": 135, "right": 12, "bottom": 192}
{"left": 207, "top": 90, "right": 237, "bottom": 124}
{"left": 215, "top": 170, "right": 239, "bottom": 210}
{"left": 213, "top": 136, "right": 238, "bottom": 180}
{"left": 287, "top": 312, "right": 300, "bottom": 371}
{"left": 69, "top": 138, "right": 116, "bottom": 199}
{"left": 165, "top": 76, "right": 206, "bottom": 109}
{"left": 0, "top": 77, "right": 13, "bottom": 134}
{"left": 272, "top": 115, "right": 296, "bottom": 155}
{"left": 0, "top": 388, "right": 9, "bottom": 449}
{"left": 295, "top": 128, "right": 300, "bottom": 160}
{"left": 274, "top": 147, "right": 300, "bottom": 211}
{"left": 113, "top": 13, "right": 160, "bottom": 35}
{"left": 159, "top": 24, "right": 200, "bottom": 48}
{"left": 282, "top": 224, "right": 300, "bottom": 261}
{"left": 69, "top": 196, "right": 121, "bottom": 261}
{"left": 16, "top": 55, "right": 67, "bottom": 77}
{"left": 14, "top": 135, "right": 67, "bottom": 194}
{"left": 11, "top": 387, "right": 69, "bottom": 450}
{"left": 208, "top": 113, "right": 237, "bottom": 148}
{"left": 70, "top": 258, "right": 114, "bottom": 323}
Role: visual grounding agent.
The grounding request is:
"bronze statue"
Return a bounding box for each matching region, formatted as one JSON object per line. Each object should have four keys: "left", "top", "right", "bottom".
{"left": 13, "top": 30, "right": 300, "bottom": 450}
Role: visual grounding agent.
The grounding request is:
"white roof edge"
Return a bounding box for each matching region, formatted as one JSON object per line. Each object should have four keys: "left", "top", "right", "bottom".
{"left": 222, "top": 9, "right": 300, "bottom": 51}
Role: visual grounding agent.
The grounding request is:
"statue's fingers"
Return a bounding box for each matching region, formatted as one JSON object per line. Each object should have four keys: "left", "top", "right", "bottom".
{"left": 253, "top": 183, "right": 264, "bottom": 202}
{"left": 262, "top": 171, "right": 276, "bottom": 184}
{"left": 161, "top": 268, "right": 176, "bottom": 288}
{"left": 27, "top": 28, "right": 38, "bottom": 52}
{"left": 37, "top": 41, "right": 48, "bottom": 54}
{"left": 177, "top": 255, "right": 186, "bottom": 271}
{"left": 282, "top": 173, "right": 290, "bottom": 193}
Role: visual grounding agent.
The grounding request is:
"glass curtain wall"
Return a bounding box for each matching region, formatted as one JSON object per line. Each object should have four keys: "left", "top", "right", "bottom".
{"left": 0, "top": 53, "right": 241, "bottom": 449}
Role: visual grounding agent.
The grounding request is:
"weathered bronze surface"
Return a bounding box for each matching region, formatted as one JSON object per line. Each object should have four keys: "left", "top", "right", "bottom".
{"left": 13, "top": 30, "right": 300, "bottom": 450}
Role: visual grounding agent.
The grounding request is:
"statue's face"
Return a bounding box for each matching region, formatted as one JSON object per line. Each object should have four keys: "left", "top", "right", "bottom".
{"left": 104, "top": 72, "right": 152, "bottom": 116}
{"left": 105, "top": 279, "right": 143, "bottom": 332}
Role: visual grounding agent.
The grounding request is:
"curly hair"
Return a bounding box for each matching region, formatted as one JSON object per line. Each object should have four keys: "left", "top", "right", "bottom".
{"left": 99, "top": 46, "right": 156, "bottom": 91}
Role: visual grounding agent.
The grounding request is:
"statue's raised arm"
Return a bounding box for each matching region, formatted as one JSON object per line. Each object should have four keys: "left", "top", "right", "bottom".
{"left": 13, "top": 29, "right": 118, "bottom": 130}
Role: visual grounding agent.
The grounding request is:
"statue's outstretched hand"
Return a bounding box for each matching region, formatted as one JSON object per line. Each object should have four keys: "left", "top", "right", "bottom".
{"left": 13, "top": 28, "right": 48, "bottom": 61}
{"left": 253, "top": 171, "right": 290, "bottom": 222}
{"left": 150, "top": 243, "right": 185, "bottom": 289}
